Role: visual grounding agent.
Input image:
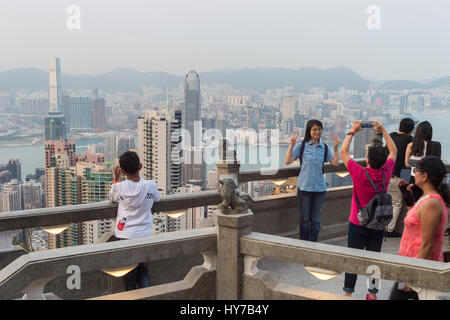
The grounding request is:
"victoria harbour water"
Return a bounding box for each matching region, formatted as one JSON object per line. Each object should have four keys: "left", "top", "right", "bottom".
{"left": 1, "top": 110, "right": 449, "bottom": 179}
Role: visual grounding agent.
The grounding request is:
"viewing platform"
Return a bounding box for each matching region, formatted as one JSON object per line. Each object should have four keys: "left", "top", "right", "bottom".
{"left": 0, "top": 158, "right": 449, "bottom": 300}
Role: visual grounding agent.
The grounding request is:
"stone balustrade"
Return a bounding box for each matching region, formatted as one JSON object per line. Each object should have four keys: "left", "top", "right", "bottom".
{"left": 0, "top": 159, "right": 448, "bottom": 300}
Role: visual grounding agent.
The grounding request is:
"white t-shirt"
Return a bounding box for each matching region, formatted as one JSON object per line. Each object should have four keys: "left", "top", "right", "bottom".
{"left": 109, "top": 179, "right": 160, "bottom": 239}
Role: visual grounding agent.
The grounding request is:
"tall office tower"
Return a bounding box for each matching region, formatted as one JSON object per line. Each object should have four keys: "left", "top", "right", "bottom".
{"left": 138, "top": 109, "right": 182, "bottom": 195}
{"left": 91, "top": 92, "right": 106, "bottom": 132}
{"left": 67, "top": 97, "right": 92, "bottom": 131}
{"left": 117, "top": 135, "right": 135, "bottom": 157}
{"left": 354, "top": 128, "right": 374, "bottom": 159}
{"left": 400, "top": 95, "right": 409, "bottom": 114}
{"left": 107, "top": 132, "right": 117, "bottom": 164}
{"left": 6, "top": 159, "right": 21, "bottom": 182}
{"left": 45, "top": 57, "right": 67, "bottom": 141}
{"left": 183, "top": 70, "right": 201, "bottom": 147}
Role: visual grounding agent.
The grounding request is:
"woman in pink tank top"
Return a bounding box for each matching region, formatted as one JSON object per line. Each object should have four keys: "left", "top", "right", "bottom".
{"left": 397, "top": 156, "right": 449, "bottom": 297}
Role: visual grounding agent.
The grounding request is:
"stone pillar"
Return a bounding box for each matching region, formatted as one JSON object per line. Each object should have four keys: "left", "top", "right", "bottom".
{"left": 215, "top": 209, "right": 253, "bottom": 300}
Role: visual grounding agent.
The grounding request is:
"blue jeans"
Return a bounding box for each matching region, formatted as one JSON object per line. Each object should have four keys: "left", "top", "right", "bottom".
{"left": 114, "top": 237, "right": 151, "bottom": 291}
{"left": 297, "top": 190, "right": 326, "bottom": 242}
{"left": 343, "top": 223, "right": 385, "bottom": 294}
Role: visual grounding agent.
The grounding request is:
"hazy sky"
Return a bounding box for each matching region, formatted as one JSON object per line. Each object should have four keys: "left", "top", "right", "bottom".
{"left": 1, "top": 0, "right": 449, "bottom": 80}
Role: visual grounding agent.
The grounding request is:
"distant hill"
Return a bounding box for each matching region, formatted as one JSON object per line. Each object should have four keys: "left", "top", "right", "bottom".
{"left": 0, "top": 66, "right": 370, "bottom": 92}
{"left": 1, "top": 66, "right": 449, "bottom": 92}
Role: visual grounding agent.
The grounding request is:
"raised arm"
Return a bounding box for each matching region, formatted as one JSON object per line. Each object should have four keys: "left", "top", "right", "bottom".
{"left": 330, "top": 133, "right": 340, "bottom": 166}
{"left": 340, "top": 120, "right": 362, "bottom": 168}
{"left": 372, "top": 120, "right": 397, "bottom": 162}
{"left": 285, "top": 129, "right": 299, "bottom": 165}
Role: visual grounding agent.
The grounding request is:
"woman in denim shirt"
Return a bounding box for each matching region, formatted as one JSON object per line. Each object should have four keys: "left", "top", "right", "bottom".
{"left": 285, "top": 119, "right": 340, "bottom": 242}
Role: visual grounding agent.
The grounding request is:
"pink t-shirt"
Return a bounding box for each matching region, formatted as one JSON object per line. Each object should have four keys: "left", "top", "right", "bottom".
{"left": 347, "top": 158, "right": 395, "bottom": 226}
{"left": 398, "top": 194, "right": 448, "bottom": 262}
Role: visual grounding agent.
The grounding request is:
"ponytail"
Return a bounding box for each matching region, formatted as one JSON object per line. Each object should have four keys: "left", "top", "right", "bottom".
{"left": 437, "top": 183, "right": 450, "bottom": 207}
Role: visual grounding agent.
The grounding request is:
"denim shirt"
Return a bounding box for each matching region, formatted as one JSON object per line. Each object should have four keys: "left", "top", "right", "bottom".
{"left": 292, "top": 141, "right": 333, "bottom": 192}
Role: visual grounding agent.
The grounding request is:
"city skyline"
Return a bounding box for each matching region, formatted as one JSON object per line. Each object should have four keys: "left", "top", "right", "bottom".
{"left": 1, "top": 1, "right": 449, "bottom": 80}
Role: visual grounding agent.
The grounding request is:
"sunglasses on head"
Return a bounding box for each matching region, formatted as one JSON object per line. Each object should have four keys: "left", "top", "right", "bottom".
{"left": 413, "top": 167, "right": 424, "bottom": 174}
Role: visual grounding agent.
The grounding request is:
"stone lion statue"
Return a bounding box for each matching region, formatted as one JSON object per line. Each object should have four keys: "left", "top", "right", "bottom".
{"left": 218, "top": 178, "right": 248, "bottom": 215}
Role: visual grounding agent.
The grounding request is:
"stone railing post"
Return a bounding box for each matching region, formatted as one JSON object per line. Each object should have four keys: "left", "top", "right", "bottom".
{"left": 215, "top": 209, "right": 253, "bottom": 299}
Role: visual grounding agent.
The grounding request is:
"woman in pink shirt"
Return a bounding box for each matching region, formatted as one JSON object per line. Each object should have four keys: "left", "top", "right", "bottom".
{"left": 397, "top": 156, "right": 449, "bottom": 299}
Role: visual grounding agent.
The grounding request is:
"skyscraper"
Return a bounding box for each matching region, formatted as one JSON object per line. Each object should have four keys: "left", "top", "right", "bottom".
{"left": 45, "top": 57, "right": 67, "bottom": 141}
{"left": 92, "top": 94, "right": 106, "bottom": 132}
{"left": 106, "top": 132, "right": 117, "bottom": 164}
{"left": 67, "top": 96, "right": 92, "bottom": 131}
{"left": 117, "top": 135, "right": 135, "bottom": 157}
{"left": 183, "top": 70, "right": 201, "bottom": 147}
{"left": 138, "top": 109, "right": 182, "bottom": 196}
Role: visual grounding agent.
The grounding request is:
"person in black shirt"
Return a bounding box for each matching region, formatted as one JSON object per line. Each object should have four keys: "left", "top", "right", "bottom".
{"left": 385, "top": 117, "right": 415, "bottom": 237}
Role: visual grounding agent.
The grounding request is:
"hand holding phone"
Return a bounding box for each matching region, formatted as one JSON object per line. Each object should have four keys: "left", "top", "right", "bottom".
{"left": 361, "top": 121, "right": 373, "bottom": 128}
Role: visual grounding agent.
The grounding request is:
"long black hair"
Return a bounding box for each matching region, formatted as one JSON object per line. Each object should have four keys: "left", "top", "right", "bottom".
{"left": 428, "top": 173, "right": 450, "bottom": 207}
{"left": 411, "top": 121, "right": 433, "bottom": 156}
{"left": 303, "top": 119, "right": 323, "bottom": 143}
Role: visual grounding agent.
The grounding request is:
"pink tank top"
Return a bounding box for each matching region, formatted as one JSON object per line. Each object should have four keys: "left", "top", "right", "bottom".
{"left": 398, "top": 194, "right": 448, "bottom": 262}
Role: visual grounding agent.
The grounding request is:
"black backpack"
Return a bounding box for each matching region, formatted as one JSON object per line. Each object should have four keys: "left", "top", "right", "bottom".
{"left": 354, "top": 170, "right": 393, "bottom": 230}
{"left": 298, "top": 141, "right": 328, "bottom": 174}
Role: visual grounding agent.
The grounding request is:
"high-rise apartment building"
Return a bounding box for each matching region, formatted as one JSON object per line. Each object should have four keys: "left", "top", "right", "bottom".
{"left": 138, "top": 109, "right": 182, "bottom": 196}
{"left": 23, "top": 180, "right": 43, "bottom": 210}
{"left": 281, "top": 95, "right": 296, "bottom": 122}
{"left": 46, "top": 161, "right": 114, "bottom": 248}
{"left": 44, "top": 139, "right": 76, "bottom": 209}
{"left": 0, "top": 180, "right": 23, "bottom": 212}
{"left": 106, "top": 132, "right": 117, "bottom": 164}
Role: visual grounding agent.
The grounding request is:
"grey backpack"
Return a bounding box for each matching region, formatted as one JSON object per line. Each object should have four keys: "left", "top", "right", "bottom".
{"left": 355, "top": 170, "right": 393, "bottom": 230}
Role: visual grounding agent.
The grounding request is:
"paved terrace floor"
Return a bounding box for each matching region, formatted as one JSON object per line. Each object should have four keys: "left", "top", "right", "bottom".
{"left": 258, "top": 235, "right": 450, "bottom": 300}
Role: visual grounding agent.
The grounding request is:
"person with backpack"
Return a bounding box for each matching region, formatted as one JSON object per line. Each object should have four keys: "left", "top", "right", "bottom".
{"left": 405, "top": 121, "right": 442, "bottom": 201}
{"left": 340, "top": 120, "right": 397, "bottom": 300}
{"left": 285, "top": 119, "right": 340, "bottom": 242}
